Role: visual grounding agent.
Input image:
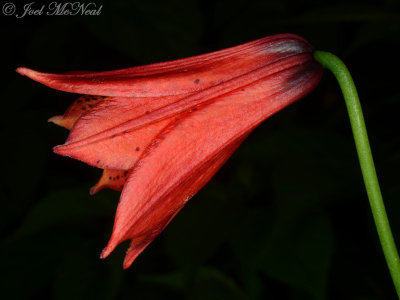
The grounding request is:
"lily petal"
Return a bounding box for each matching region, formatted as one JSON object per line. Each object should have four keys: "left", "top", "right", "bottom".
{"left": 16, "top": 34, "right": 313, "bottom": 97}
{"left": 66, "top": 95, "right": 185, "bottom": 143}
{"left": 103, "top": 130, "right": 249, "bottom": 269}
{"left": 55, "top": 115, "right": 175, "bottom": 170}
{"left": 54, "top": 95, "right": 185, "bottom": 169}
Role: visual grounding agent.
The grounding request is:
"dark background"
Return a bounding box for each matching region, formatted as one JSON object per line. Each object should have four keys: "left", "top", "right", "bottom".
{"left": 1, "top": 0, "right": 400, "bottom": 299}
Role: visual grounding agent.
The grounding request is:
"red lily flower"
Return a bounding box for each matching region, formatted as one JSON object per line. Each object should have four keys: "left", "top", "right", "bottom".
{"left": 17, "top": 34, "right": 322, "bottom": 269}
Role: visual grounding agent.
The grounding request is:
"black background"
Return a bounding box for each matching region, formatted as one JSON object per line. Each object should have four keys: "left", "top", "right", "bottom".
{"left": 1, "top": 0, "right": 400, "bottom": 299}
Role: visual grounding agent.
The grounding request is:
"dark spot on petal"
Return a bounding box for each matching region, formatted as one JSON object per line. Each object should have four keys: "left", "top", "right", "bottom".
{"left": 88, "top": 104, "right": 93, "bottom": 108}
{"left": 194, "top": 79, "right": 200, "bottom": 84}
{"left": 97, "top": 160, "right": 100, "bottom": 164}
{"left": 113, "top": 177, "right": 116, "bottom": 181}
{"left": 109, "top": 176, "right": 112, "bottom": 180}
{"left": 111, "top": 134, "right": 117, "bottom": 138}
{"left": 124, "top": 171, "right": 129, "bottom": 176}
{"left": 119, "top": 185, "right": 124, "bottom": 190}
{"left": 145, "top": 111, "right": 150, "bottom": 114}
{"left": 85, "top": 98, "right": 91, "bottom": 102}
{"left": 77, "top": 100, "right": 83, "bottom": 103}
{"left": 192, "top": 108, "right": 198, "bottom": 111}
{"left": 81, "top": 106, "right": 86, "bottom": 110}
{"left": 116, "top": 176, "right": 120, "bottom": 179}
{"left": 135, "top": 147, "right": 140, "bottom": 151}
{"left": 241, "top": 89, "right": 245, "bottom": 92}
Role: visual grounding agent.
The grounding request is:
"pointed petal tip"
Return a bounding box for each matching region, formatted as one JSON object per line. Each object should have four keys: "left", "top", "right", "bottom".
{"left": 100, "top": 246, "right": 111, "bottom": 260}
{"left": 48, "top": 115, "right": 63, "bottom": 125}
{"left": 16, "top": 67, "right": 39, "bottom": 78}
{"left": 122, "top": 245, "right": 142, "bottom": 269}
{"left": 16, "top": 67, "right": 29, "bottom": 75}
{"left": 123, "top": 257, "right": 134, "bottom": 270}
{"left": 89, "top": 185, "right": 100, "bottom": 195}
{"left": 53, "top": 145, "right": 62, "bottom": 153}
{"left": 89, "top": 188, "right": 96, "bottom": 195}
{"left": 100, "top": 237, "right": 120, "bottom": 260}
{"left": 53, "top": 144, "right": 70, "bottom": 157}
{"left": 122, "top": 238, "right": 155, "bottom": 269}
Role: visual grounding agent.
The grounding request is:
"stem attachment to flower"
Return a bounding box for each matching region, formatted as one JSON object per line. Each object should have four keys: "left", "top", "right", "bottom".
{"left": 314, "top": 50, "right": 400, "bottom": 297}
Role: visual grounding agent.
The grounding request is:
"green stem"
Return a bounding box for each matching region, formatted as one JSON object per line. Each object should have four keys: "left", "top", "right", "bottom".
{"left": 314, "top": 51, "right": 400, "bottom": 297}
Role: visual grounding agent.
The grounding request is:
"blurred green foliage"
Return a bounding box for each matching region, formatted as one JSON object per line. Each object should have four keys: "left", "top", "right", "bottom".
{"left": 1, "top": 0, "right": 400, "bottom": 299}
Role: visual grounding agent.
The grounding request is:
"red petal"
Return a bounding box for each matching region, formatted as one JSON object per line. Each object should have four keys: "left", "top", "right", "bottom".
{"left": 54, "top": 95, "right": 185, "bottom": 169}
{"left": 16, "top": 34, "right": 313, "bottom": 97}
{"left": 54, "top": 95, "right": 180, "bottom": 169}
{"left": 53, "top": 53, "right": 316, "bottom": 169}
{"left": 56, "top": 118, "right": 173, "bottom": 170}
{"left": 102, "top": 129, "right": 249, "bottom": 268}
{"left": 66, "top": 95, "right": 184, "bottom": 143}
{"left": 101, "top": 59, "right": 322, "bottom": 266}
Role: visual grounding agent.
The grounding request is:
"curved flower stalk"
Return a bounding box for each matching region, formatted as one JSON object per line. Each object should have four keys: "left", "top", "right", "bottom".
{"left": 17, "top": 34, "right": 322, "bottom": 269}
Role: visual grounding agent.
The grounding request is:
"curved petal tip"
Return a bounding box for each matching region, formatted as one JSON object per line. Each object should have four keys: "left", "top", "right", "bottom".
{"left": 16, "top": 67, "right": 39, "bottom": 78}
{"left": 122, "top": 240, "right": 153, "bottom": 269}
{"left": 53, "top": 145, "right": 71, "bottom": 157}
{"left": 48, "top": 115, "right": 65, "bottom": 126}
{"left": 89, "top": 185, "right": 101, "bottom": 195}
{"left": 100, "top": 238, "right": 119, "bottom": 260}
